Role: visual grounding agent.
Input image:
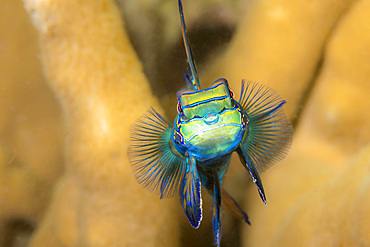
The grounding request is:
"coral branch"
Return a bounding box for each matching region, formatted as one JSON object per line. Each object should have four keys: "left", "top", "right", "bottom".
{"left": 22, "top": 0, "right": 180, "bottom": 246}
{"left": 204, "top": 0, "right": 355, "bottom": 119}
{"left": 241, "top": 0, "right": 370, "bottom": 246}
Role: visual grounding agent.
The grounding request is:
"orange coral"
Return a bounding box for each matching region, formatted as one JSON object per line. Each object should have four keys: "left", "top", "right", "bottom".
{"left": 240, "top": 0, "right": 370, "bottom": 246}
{"left": 0, "top": 0, "right": 63, "bottom": 245}
{"left": 21, "top": 0, "right": 179, "bottom": 246}
{"left": 203, "top": 0, "right": 355, "bottom": 119}
{"left": 1, "top": 0, "right": 369, "bottom": 246}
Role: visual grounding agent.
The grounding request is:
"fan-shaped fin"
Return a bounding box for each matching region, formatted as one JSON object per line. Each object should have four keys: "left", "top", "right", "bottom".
{"left": 128, "top": 107, "right": 187, "bottom": 199}
{"left": 239, "top": 80, "right": 293, "bottom": 173}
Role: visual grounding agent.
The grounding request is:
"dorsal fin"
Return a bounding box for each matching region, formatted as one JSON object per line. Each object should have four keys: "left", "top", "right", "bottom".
{"left": 178, "top": 0, "right": 201, "bottom": 90}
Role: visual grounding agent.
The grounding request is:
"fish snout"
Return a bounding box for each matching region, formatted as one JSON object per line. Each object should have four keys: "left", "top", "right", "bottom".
{"left": 203, "top": 112, "right": 219, "bottom": 125}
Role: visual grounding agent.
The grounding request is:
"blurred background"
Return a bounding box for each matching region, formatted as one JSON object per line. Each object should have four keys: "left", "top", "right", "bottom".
{"left": 0, "top": 0, "right": 369, "bottom": 246}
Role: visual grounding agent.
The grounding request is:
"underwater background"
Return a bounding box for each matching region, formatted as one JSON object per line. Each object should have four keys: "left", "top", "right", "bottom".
{"left": 0, "top": 0, "right": 369, "bottom": 246}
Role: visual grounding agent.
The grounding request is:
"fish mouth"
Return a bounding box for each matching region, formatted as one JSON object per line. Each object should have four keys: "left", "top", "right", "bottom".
{"left": 203, "top": 112, "right": 219, "bottom": 125}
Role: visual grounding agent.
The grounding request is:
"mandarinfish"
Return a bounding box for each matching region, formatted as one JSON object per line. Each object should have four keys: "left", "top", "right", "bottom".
{"left": 128, "top": 1, "right": 293, "bottom": 246}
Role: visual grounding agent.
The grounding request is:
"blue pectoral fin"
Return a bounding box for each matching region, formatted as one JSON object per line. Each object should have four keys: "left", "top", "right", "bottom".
{"left": 238, "top": 81, "right": 293, "bottom": 173}
{"left": 237, "top": 143, "right": 267, "bottom": 205}
{"left": 180, "top": 154, "right": 202, "bottom": 228}
{"left": 221, "top": 189, "right": 250, "bottom": 225}
{"left": 211, "top": 172, "right": 222, "bottom": 247}
{"left": 128, "top": 108, "right": 187, "bottom": 199}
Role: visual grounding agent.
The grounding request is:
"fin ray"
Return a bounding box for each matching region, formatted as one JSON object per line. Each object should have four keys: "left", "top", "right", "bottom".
{"left": 128, "top": 108, "right": 187, "bottom": 198}
{"left": 240, "top": 81, "right": 293, "bottom": 172}
{"left": 180, "top": 155, "right": 203, "bottom": 228}
{"left": 178, "top": 0, "right": 200, "bottom": 90}
{"left": 237, "top": 143, "right": 267, "bottom": 204}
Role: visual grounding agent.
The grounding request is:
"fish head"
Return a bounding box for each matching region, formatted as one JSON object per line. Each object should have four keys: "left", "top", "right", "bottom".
{"left": 173, "top": 78, "right": 248, "bottom": 160}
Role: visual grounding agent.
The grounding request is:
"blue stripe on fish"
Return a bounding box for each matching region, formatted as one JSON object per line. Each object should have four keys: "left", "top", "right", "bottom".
{"left": 182, "top": 95, "right": 229, "bottom": 109}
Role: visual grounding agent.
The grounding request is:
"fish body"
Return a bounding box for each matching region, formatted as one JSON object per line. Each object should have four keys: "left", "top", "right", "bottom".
{"left": 128, "top": 1, "right": 293, "bottom": 246}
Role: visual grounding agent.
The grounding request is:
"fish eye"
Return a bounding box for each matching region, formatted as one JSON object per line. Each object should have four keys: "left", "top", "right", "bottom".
{"left": 228, "top": 87, "right": 235, "bottom": 105}
{"left": 174, "top": 130, "right": 183, "bottom": 144}
{"left": 177, "top": 100, "right": 186, "bottom": 118}
{"left": 243, "top": 112, "right": 249, "bottom": 127}
{"left": 228, "top": 87, "right": 234, "bottom": 98}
